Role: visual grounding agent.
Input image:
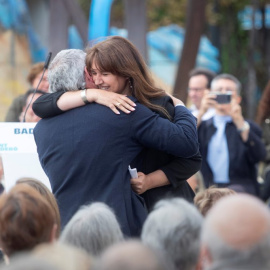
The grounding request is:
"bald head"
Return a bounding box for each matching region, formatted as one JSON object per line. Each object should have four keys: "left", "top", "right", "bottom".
{"left": 205, "top": 194, "right": 270, "bottom": 248}
{"left": 95, "top": 240, "right": 167, "bottom": 270}
{"left": 201, "top": 194, "right": 270, "bottom": 269}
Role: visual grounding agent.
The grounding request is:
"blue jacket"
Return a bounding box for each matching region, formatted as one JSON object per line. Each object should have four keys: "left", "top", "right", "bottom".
{"left": 198, "top": 117, "right": 266, "bottom": 196}
{"left": 34, "top": 97, "right": 199, "bottom": 236}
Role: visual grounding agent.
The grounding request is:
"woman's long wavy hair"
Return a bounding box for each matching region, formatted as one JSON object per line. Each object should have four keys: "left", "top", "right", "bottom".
{"left": 85, "top": 36, "right": 170, "bottom": 119}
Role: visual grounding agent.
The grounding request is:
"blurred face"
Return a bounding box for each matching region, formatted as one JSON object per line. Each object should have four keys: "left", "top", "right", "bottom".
{"left": 22, "top": 93, "right": 43, "bottom": 122}
{"left": 211, "top": 78, "right": 241, "bottom": 115}
{"left": 32, "top": 71, "right": 49, "bottom": 92}
{"left": 90, "top": 61, "right": 130, "bottom": 95}
{"left": 188, "top": 75, "right": 208, "bottom": 109}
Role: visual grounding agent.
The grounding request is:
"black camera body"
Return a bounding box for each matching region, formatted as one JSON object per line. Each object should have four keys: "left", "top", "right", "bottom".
{"left": 212, "top": 92, "right": 232, "bottom": 104}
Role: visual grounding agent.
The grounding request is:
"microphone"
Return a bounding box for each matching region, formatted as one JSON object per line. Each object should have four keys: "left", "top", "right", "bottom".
{"left": 22, "top": 52, "right": 52, "bottom": 122}
{"left": 44, "top": 52, "right": 52, "bottom": 69}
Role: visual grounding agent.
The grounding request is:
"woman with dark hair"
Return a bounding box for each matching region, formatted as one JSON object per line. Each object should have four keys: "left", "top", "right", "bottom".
{"left": 0, "top": 185, "right": 57, "bottom": 260}
{"left": 33, "top": 36, "right": 201, "bottom": 210}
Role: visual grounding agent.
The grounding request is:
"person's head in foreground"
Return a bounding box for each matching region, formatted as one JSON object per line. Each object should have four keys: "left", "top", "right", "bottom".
{"left": 201, "top": 194, "right": 270, "bottom": 270}
{"left": 141, "top": 198, "right": 203, "bottom": 270}
{"left": 60, "top": 202, "right": 123, "bottom": 256}
{"left": 194, "top": 186, "right": 236, "bottom": 216}
{"left": 16, "top": 177, "right": 61, "bottom": 238}
{"left": 0, "top": 184, "right": 57, "bottom": 258}
{"left": 33, "top": 242, "right": 93, "bottom": 270}
{"left": 93, "top": 240, "right": 167, "bottom": 270}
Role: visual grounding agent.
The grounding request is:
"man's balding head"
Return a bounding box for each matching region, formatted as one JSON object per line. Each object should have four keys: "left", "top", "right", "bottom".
{"left": 201, "top": 194, "right": 270, "bottom": 269}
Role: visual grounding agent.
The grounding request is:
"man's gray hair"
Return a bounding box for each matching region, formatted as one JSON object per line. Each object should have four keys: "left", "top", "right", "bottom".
{"left": 60, "top": 202, "right": 124, "bottom": 256}
{"left": 201, "top": 222, "right": 270, "bottom": 269}
{"left": 211, "top": 73, "right": 242, "bottom": 95}
{"left": 49, "top": 49, "right": 86, "bottom": 93}
{"left": 141, "top": 198, "right": 203, "bottom": 270}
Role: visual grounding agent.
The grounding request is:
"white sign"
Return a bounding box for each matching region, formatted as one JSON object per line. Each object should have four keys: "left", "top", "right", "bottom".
{"left": 0, "top": 122, "right": 51, "bottom": 191}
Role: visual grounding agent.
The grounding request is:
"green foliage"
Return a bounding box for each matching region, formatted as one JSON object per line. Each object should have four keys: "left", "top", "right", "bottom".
{"left": 77, "top": 0, "right": 91, "bottom": 18}
{"left": 146, "top": 0, "right": 187, "bottom": 30}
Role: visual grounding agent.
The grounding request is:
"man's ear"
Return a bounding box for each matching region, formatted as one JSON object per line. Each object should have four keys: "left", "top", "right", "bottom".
{"left": 50, "top": 224, "right": 58, "bottom": 242}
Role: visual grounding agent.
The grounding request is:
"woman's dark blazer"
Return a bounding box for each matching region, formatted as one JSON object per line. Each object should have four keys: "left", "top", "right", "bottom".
{"left": 138, "top": 96, "right": 201, "bottom": 210}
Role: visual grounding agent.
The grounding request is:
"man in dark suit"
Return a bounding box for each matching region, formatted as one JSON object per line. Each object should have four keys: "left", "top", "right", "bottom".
{"left": 34, "top": 49, "right": 199, "bottom": 236}
{"left": 198, "top": 74, "right": 266, "bottom": 196}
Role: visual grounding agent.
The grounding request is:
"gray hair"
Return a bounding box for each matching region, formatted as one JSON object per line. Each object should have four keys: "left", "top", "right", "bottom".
{"left": 141, "top": 198, "right": 203, "bottom": 270}
{"left": 211, "top": 73, "right": 241, "bottom": 95}
{"left": 60, "top": 202, "right": 124, "bottom": 256}
{"left": 201, "top": 223, "right": 270, "bottom": 269}
{"left": 49, "top": 49, "right": 86, "bottom": 93}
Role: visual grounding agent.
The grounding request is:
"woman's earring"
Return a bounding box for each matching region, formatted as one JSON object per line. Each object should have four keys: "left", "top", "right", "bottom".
{"left": 129, "top": 79, "right": 133, "bottom": 90}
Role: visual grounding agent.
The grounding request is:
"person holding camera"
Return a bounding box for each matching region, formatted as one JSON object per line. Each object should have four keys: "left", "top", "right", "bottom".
{"left": 198, "top": 73, "right": 266, "bottom": 196}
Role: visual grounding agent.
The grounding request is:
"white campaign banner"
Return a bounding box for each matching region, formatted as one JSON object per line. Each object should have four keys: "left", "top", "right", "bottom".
{"left": 0, "top": 122, "right": 51, "bottom": 191}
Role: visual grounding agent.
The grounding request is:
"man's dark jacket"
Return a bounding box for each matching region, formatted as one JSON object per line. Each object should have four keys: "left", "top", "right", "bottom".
{"left": 198, "top": 117, "right": 266, "bottom": 196}
{"left": 34, "top": 98, "right": 199, "bottom": 236}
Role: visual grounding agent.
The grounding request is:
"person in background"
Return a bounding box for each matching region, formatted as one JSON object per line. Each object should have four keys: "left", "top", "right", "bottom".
{"left": 19, "top": 89, "right": 46, "bottom": 122}
{"left": 5, "top": 62, "right": 49, "bottom": 122}
{"left": 201, "top": 194, "right": 270, "bottom": 270}
{"left": 188, "top": 68, "right": 216, "bottom": 124}
{"left": 198, "top": 73, "right": 266, "bottom": 196}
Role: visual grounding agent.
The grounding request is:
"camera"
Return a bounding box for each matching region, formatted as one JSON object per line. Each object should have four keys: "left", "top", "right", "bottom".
{"left": 211, "top": 92, "right": 232, "bottom": 104}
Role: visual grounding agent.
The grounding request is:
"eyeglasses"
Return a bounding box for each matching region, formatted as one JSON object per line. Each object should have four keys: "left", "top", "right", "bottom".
{"left": 187, "top": 87, "right": 205, "bottom": 93}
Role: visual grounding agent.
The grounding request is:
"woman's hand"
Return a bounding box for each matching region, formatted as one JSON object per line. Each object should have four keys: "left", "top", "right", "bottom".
{"left": 87, "top": 89, "right": 136, "bottom": 114}
{"left": 130, "top": 172, "right": 150, "bottom": 194}
{"left": 131, "top": 170, "right": 170, "bottom": 194}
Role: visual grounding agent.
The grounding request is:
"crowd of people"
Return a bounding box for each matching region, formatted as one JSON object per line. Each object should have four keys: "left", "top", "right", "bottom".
{"left": 0, "top": 35, "right": 270, "bottom": 269}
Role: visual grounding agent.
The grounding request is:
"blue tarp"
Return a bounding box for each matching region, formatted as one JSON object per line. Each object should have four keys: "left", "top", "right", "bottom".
{"left": 0, "top": 0, "right": 46, "bottom": 62}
